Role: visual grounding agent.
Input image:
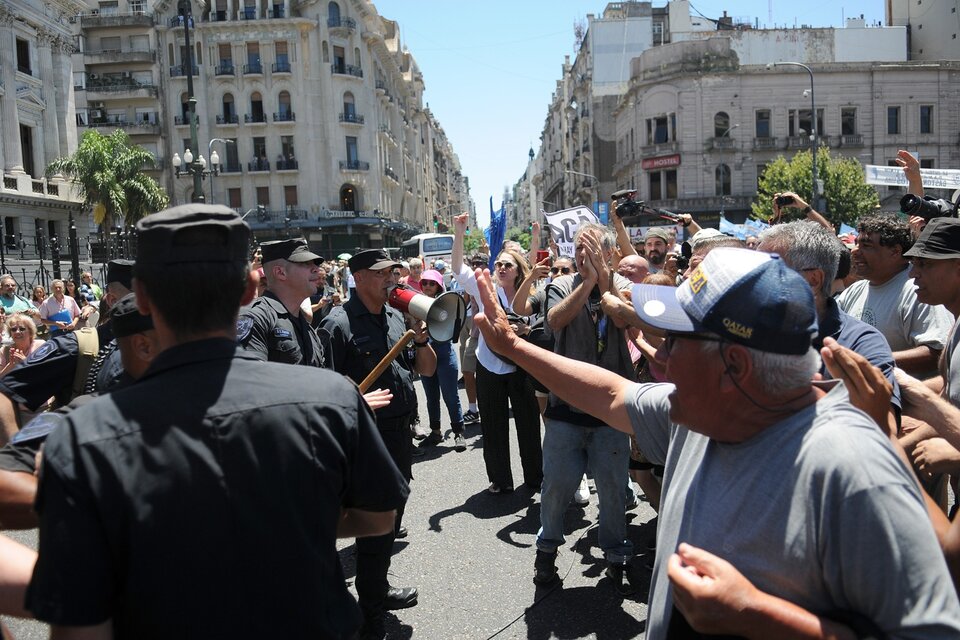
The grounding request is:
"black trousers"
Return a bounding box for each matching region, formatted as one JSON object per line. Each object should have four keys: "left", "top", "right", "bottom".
{"left": 355, "top": 414, "right": 412, "bottom": 626}
{"left": 475, "top": 362, "right": 543, "bottom": 490}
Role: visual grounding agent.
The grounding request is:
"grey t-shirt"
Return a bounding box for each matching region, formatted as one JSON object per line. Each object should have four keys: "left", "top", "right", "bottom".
{"left": 837, "top": 267, "right": 954, "bottom": 354}
{"left": 627, "top": 382, "right": 960, "bottom": 639}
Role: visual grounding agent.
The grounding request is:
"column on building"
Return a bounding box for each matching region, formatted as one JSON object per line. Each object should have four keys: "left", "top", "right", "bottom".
{"left": 283, "top": 0, "right": 290, "bottom": 19}
{"left": 38, "top": 32, "right": 62, "bottom": 172}
{"left": 254, "top": 0, "right": 262, "bottom": 19}
{"left": 0, "top": 10, "right": 25, "bottom": 175}
{"left": 52, "top": 37, "right": 76, "bottom": 157}
{"left": 226, "top": 0, "right": 234, "bottom": 21}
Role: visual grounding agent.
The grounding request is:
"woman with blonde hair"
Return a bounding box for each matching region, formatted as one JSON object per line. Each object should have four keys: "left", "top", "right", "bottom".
{"left": 0, "top": 313, "right": 43, "bottom": 377}
{"left": 450, "top": 214, "right": 542, "bottom": 494}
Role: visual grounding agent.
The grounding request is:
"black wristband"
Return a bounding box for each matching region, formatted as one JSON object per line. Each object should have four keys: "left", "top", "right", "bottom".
{"left": 681, "top": 220, "right": 691, "bottom": 228}
{"left": 802, "top": 205, "right": 813, "bottom": 214}
{"left": 414, "top": 341, "right": 429, "bottom": 348}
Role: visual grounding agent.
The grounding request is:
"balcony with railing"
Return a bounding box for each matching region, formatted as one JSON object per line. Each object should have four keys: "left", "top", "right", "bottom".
{"left": 753, "top": 137, "right": 780, "bottom": 150}
{"left": 331, "top": 63, "right": 363, "bottom": 78}
{"left": 340, "top": 160, "right": 369, "bottom": 172}
{"left": 273, "top": 111, "right": 295, "bottom": 122}
{"left": 85, "top": 48, "right": 155, "bottom": 64}
{"left": 169, "top": 64, "right": 199, "bottom": 77}
{"left": 216, "top": 114, "right": 239, "bottom": 125}
{"left": 245, "top": 113, "right": 267, "bottom": 124}
{"left": 207, "top": 9, "right": 228, "bottom": 21}
{"left": 215, "top": 62, "right": 235, "bottom": 76}
{"left": 220, "top": 162, "right": 242, "bottom": 173}
{"left": 787, "top": 135, "right": 813, "bottom": 149}
{"left": 709, "top": 136, "right": 736, "bottom": 150}
{"left": 327, "top": 16, "right": 357, "bottom": 34}
{"left": 276, "top": 160, "right": 299, "bottom": 171}
{"left": 272, "top": 61, "right": 291, "bottom": 73}
{"left": 339, "top": 112, "right": 364, "bottom": 125}
{"left": 384, "top": 167, "right": 399, "bottom": 183}
{"left": 80, "top": 11, "right": 153, "bottom": 27}
{"left": 840, "top": 134, "right": 863, "bottom": 147}
{"left": 248, "top": 159, "right": 271, "bottom": 172}
{"left": 243, "top": 62, "right": 263, "bottom": 75}
{"left": 174, "top": 115, "right": 190, "bottom": 126}
{"left": 86, "top": 78, "right": 158, "bottom": 98}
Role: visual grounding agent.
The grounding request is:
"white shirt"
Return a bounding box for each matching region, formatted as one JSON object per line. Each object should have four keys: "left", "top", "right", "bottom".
{"left": 452, "top": 262, "right": 515, "bottom": 374}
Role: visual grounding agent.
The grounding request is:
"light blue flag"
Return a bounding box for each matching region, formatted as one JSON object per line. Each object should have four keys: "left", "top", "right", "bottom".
{"left": 485, "top": 197, "right": 506, "bottom": 272}
{"left": 719, "top": 215, "right": 746, "bottom": 240}
{"left": 839, "top": 223, "right": 857, "bottom": 237}
{"left": 743, "top": 218, "right": 770, "bottom": 236}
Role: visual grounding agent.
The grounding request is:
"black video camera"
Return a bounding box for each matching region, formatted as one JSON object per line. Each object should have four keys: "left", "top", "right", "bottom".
{"left": 672, "top": 241, "right": 692, "bottom": 272}
{"left": 612, "top": 189, "right": 643, "bottom": 218}
{"left": 900, "top": 194, "right": 957, "bottom": 220}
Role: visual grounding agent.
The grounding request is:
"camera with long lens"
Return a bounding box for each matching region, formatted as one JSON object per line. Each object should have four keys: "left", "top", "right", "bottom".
{"left": 900, "top": 194, "right": 957, "bottom": 220}
{"left": 612, "top": 189, "right": 643, "bottom": 218}
{"left": 671, "top": 241, "right": 692, "bottom": 272}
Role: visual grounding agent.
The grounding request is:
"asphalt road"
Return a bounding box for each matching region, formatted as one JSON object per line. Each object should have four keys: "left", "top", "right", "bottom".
{"left": 2, "top": 377, "right": 658, "bottom": 639}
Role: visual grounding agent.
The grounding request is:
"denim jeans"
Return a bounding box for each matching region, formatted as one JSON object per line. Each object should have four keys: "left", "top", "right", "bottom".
{"left": 537, "top": 418, "right": 633, "bottom": 563}
{"left": 420, "top": 341, "right": 464, "bottom": 432}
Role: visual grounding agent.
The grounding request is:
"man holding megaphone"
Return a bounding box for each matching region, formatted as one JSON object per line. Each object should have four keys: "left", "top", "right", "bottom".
{"left": 319, "top": 248, "right": 437, "bottom": 640}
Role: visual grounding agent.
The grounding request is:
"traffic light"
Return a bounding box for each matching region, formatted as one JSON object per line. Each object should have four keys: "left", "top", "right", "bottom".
{"left": 433, "top": 215, "right": 439, "bottom": 230}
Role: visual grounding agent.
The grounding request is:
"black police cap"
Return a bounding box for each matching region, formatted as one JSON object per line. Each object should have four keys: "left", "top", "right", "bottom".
{"left": 260, "top": 238, "right": 322, "bottom": 264}
{"left": 348, "top": 249, "right": 401, "bottom": 272}
{"left": 135, "top": 204, "right": 249, "bottom": 266}
{"left": 110, "top": 293, "right": 154, "bottom": 338}
{"left": 106, "top": 259, "right": 135, "bottom": 290}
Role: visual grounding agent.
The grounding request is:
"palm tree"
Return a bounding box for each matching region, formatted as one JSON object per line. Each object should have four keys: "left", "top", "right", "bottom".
{"left": 45, "top": 129, "right": 169, "bottom": 230}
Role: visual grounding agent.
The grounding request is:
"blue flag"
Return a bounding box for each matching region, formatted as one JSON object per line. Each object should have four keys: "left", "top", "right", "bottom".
{"left": 485, "top": 197, "right": 506, "bottom": 272}
{"left": 719, "top": 215, "right": 746, "bottom": 240}
{"left": 839, "top": 223, "right": 857, "bottom": 237}
{"left": 743, "top": 218, "right": 770, "bottom": 236}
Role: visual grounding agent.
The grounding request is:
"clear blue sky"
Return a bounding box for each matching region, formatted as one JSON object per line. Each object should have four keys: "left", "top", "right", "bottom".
{"left": 372, "top": 1, "right": 883, "bottom": 226}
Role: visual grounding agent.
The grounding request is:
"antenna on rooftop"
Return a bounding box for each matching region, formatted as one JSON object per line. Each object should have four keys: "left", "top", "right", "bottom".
{"left": 768, "top": 0, "right": 773, "bottom": 25}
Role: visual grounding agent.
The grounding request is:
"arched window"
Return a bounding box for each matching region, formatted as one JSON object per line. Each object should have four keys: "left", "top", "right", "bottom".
{"left": 278, "top": 91, "right": 292, "bottom": 119}
{"left": 354, "top": 46, "right": 361, "bottom": 68}
{"left": 340, "top": 183, "right": 357, "bottom": 211}
{"left": 716, "top": 164, "right": 731, "bottom": 196}
{"left": 343, "top": 91, "right": 355, "bottom": 117}
{"left": 328, "top": 1, "right": 340, "bottom": 22}
{"left": 250, "top": 91, "right": 264, "bottom": 122}
{"left": 714, "top": 111, "right": 731, "bottom": 137}
{"left": 222, "top": 93, "right": 235, "bottom": 120}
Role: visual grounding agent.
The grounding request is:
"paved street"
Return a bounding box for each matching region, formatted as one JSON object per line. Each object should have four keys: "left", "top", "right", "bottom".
{"left": 3, "top": 376, "right": 658, "bottom": 639}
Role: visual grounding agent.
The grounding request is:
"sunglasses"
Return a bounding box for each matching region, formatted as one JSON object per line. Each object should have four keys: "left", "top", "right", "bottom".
{"left": 550, "top": 267, "right": 572, "bottom": 275}
{"left": 494, "top": 261, "right": 516, "bottom": 269}
{"left": 8, "top": 326, "right": 28, "bottom": 333}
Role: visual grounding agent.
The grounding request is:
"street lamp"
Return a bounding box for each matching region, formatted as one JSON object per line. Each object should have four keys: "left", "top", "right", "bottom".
{"left": 768, "top": 61, "right": 820, "bottom": 210}
{"left": 718, "top": 123, "right": 739, "bottom": 215}
{"left": 177, "top": 0, "right": 204, "bottom": 202}
{"left": 207, "top": 138, "right": 234, "bottom": 204}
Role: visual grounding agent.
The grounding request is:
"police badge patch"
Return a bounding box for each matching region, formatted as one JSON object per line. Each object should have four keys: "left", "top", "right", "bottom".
{"left": 25, "top": 341, "right": 58, "bottom": 363}
{"left": 236, "top": 316, "right": 254, "bottom": 342}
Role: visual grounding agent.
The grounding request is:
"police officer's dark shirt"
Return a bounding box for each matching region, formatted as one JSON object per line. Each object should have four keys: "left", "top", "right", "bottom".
{"left": 320, "top": 296, "right": 416, "bottom": 420}
{"left": 0, "top": 323, "right": 116, "bottom": 411}
{"left": 237, "top": 291, "right": 325, "bottom": 367}
{"left": 27, "top": 338, "right": 408, "bottom": 639}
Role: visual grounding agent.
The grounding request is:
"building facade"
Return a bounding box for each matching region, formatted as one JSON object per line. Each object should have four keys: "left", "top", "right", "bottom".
{"left": 0, "top": 0, "right": 88, "bottom": 272}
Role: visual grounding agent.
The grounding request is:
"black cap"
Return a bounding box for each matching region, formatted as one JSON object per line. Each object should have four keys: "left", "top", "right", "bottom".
{"left": 260, "top": 238, "right": 322, "bottom": 264}
{"left": 135, "top": 204, "right": 249, "bottom": 266}
{"left": 348, "top": 249, "right": 401, "bottom": 272}
{"left": 904, "top": 218, "right": 960, "bottom": 260}
{"left": 110, "top": 293, "right": 153, "bottom": 338}
{"left": 106, "top": 259, "right": 135, "bottom": 289}
{"left": 470, "top": 253, "right": 489, "bottom": 265}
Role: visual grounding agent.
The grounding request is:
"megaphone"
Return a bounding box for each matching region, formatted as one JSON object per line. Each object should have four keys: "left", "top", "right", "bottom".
{"left": 388, "top": 286, "right": 466, "bottom": 342}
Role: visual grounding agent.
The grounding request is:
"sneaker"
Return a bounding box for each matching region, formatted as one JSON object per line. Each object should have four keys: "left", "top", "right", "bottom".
{"left": 533, "top": 549, "right": 559, "bottom": 585}
{"left": 573, "top": 476, "right": 590, "bottom": 506}
{"left": 487, "top": 482, "right": 513, "bottom": 494}
{"left": 453, "top": 433, "right": 466, "bottom": 452}
{"left": 424, "top": 430, "right": 443, "bottom": 446}
{"left": 463, "top": 410, "right": 480, "bottom": 425}
{"left": 605, "top": 561, "right": 638, "bottom": 597}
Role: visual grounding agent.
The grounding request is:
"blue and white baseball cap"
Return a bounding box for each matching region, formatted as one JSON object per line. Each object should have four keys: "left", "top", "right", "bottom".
{"left": 631, "top": 248, "right": 818, "bottom": 355}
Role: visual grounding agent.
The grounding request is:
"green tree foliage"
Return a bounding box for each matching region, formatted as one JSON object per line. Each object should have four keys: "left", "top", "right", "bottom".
{"left": 46, "top": 129, "right": 168, "bottom": 228}
{"left": 506, "top": 227, "right": 532, "bottom": 251}
{"left": 752, "top": 149, "right": 879, "bottom": 226}
{"left": 462, "top": 228, "right": 486, "bottom": 256}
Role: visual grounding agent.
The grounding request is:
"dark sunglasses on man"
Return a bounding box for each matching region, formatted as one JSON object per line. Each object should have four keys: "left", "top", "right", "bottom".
{"left": 550, "top": 267, "right": 572, "bottom": 275}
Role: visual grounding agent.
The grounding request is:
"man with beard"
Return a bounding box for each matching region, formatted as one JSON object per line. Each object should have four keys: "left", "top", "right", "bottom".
{"left": 643, "top": 228, "right": 670, "bottom": 274}
{"left": 237, "top": 238, "right": 326, "bottom": 367}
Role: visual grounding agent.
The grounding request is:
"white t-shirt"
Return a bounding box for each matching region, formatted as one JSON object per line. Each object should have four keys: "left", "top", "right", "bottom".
{"left": 837, "top": 267, "right": 954, "bottom": 353}
{"left": 452, "top": 262, "right": 514, "bottom": 375}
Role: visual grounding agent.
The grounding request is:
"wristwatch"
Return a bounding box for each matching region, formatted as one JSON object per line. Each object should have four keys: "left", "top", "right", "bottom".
{"left": 801, "top": 205, "right": 813, "bottom": 214}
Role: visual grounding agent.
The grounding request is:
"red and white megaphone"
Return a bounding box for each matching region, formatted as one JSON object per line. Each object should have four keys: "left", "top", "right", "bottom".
{"left": 388, "top": 286, "right": 466, "bottom": 342}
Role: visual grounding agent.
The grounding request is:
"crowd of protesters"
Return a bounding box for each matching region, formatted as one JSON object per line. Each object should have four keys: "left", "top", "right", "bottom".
{"left": 0, "top": 148, "right": 957, "bottom": 639}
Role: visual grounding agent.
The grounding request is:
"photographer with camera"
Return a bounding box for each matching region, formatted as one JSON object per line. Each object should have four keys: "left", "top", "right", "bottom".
{"left": 771, "top": 192, "right": 833, "bottom": 231}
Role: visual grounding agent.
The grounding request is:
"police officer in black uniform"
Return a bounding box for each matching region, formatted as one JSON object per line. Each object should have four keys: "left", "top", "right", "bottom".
{"left": 320, "top": 248, "right": 437, "bottom": 640}
{"left": 0, "top": 292, "right": 156, "bottom": 530}
{"left": 237, "top": 237, "right": 326, "bottom": 367}
{"left": 27, "top": 204, "right": 409, "bottom": 639}
{"left": 0, "top": 259, "right": 135, "bottom": 443}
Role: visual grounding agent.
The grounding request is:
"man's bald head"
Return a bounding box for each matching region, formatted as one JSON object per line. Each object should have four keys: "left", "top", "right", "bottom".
{"left": 617, "top": 254, "right": 650, "bottom": 284}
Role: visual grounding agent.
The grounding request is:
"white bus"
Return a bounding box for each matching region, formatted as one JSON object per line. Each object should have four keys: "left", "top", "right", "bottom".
{"left": 400, "top": 233, "right": 454, "bottom": 268}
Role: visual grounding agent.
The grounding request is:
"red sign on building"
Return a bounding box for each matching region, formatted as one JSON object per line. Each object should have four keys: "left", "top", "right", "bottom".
{"left": 641, "top": 154, "right": 681, "bottom": 170}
